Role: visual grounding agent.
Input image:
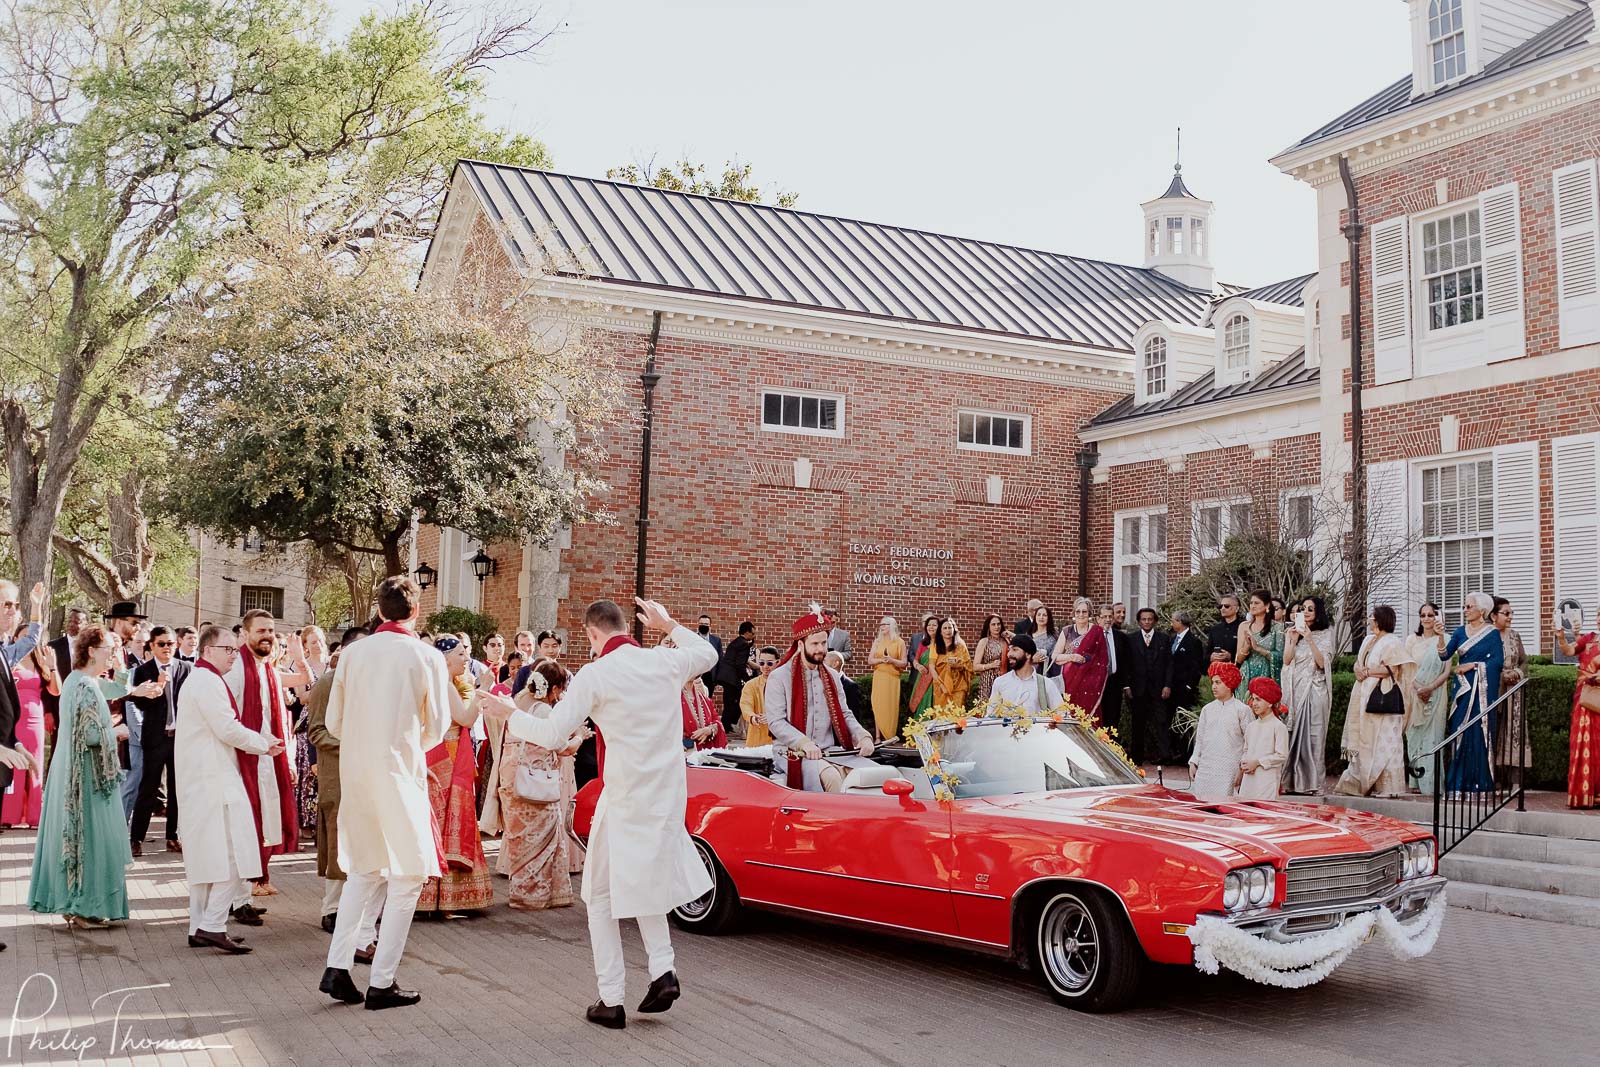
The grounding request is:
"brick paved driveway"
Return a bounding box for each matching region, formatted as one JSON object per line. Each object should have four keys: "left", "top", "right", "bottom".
{"left": 2, "top": 825, "right": 1593, "bottom": 1066}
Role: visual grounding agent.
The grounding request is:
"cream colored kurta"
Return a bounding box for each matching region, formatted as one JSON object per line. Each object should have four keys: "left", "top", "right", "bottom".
{"left": 325, "top": 631, "right": 451, "bottom": 878}
{"left": 507, "top": 625, "right": 717, "bottom": 919}
{"left": 224, "top": 655, "right": 288, "bottom": 849}
{"left": 175, "top": 669, "right": 273, "bottom": 885}
{"left": 1237, "top": 713, "right": 1289, "bottom": 800}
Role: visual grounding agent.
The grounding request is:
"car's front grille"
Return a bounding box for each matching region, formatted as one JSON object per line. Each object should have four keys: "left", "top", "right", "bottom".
{"left": 1284, "top": 849, "right": 1402, "bottom": 909}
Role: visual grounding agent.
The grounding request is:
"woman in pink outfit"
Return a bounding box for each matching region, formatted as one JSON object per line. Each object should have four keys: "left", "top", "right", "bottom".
{"left": 4, "top": 631, "right": 58, "bottom": 828}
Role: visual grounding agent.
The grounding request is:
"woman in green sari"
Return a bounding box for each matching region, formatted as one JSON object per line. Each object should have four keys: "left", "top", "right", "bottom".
{"left": 28, "top": 626, "right": 160, "bottom": 928}
{"left": 907, "top": 615, "right": 942, "bottom": 718}
{"left": 1237, "top": 590, "right": 1284, "bottom": 687}
{"left": 1404, "top": 603, "right": 1451, "bottom": 795}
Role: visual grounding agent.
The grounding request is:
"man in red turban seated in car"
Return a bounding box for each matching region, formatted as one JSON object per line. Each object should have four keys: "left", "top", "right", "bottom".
{"left": 764, "top": 606, "right": 874, "bottom": 791}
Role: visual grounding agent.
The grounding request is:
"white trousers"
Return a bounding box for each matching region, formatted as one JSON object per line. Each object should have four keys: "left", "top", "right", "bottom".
{"left": 586, "top": 840, "right": 674, "bottom": 1007}
{"left": 188, "top": 880, "right": 240, "bottom": 935}
{"left": 328, "top": 873, "right": 420, "bottom": 989}
{"left": 321, "top": 878, "right": 342, "bottom": 915}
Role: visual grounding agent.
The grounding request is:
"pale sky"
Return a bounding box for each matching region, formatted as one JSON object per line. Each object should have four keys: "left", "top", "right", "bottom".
{"left": 333, "top": 0, "right": 1412, "bottom": 286}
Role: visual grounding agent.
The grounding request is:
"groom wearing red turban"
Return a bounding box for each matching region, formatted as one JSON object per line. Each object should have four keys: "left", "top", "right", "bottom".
{"left": 764, "top": 606, "right": 874, "bottom": 790}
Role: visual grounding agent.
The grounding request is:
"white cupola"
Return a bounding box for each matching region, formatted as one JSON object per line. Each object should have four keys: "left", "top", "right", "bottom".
{"left": 1141, "top": 157, "right": 1215, "bottom": 293}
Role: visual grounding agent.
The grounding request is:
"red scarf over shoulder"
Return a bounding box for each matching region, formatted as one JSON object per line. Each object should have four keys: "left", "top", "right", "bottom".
{"left": 778, "top": 644, "right": 854, "bottom": 789}
{"left": 203, "top": 654, "right": 298, "bottom": 867}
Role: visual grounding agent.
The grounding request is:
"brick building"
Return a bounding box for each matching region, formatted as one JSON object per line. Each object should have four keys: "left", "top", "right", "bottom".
{"left": 1272, "top": 0, "right": 1600, "bottom": 654}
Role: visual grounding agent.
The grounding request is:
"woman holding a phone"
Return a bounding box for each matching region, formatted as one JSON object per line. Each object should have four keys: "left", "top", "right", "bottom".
{"left": 1281, "top": 597, "right": 1334, "bottom": 794}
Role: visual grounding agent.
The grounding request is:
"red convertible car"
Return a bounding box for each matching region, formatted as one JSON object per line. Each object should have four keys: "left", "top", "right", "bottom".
{"left": 574, "top": 716, "right": 1445, "bottom": 1012}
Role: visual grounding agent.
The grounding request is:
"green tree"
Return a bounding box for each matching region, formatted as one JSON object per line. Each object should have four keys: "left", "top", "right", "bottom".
{"left": 1162, "top": 532, "right": 1323, "bottom": 636}
{"left": 607, "top": 158, "right": 797, "bottom": 207}
{"left": 0, "top": 0, "right": 550, "bottom": 596}
{"left": 162, "top": 229, "right": 623, "bottom": 576}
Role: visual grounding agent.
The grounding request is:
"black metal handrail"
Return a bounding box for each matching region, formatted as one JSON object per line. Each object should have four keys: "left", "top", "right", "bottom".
{"left": 1425, "top": 675, "right": 1529, "bottom": 858}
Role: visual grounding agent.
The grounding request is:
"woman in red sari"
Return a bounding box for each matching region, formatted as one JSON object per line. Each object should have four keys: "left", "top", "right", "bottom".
{"left": 1555, "top": 624, "right": 1600, "bottom": 809}
{"left": 682, "top": 677, "right": 726, "bottom": 749}
{"left": 1054, "top": 597, "right": 1109, "bottom": 723}
{"left": 417, "top": 637, "right": 495, "bottom": 915}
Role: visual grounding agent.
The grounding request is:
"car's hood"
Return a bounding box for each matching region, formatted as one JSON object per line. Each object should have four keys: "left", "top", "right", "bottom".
{"left": 967, "top": 785, "right": 1419, "bottom": 867}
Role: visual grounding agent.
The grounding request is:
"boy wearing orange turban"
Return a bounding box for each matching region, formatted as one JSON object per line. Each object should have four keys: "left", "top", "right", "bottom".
{"left": 1238, "top": 677, "right": 1289, "bottom": 800}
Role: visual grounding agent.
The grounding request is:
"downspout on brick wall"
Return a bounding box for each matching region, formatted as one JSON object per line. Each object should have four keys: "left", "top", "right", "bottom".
{"left": 1338, "top": 156, "right": 1366, "bottom": 651}
{"left": 1076, "top": 445, "right": 1098, "bottom": 596}
{"left": 633, "top": 311, "right": 663, "bottom": 642}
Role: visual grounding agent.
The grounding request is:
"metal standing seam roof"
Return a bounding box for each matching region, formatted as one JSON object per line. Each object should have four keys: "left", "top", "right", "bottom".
{"left": 1086, "top": 347, "right": 1319, "bottom": 429}
{"left": 453, "top": 161, "right": 1215, "bottom": 353}
{"left": 1218, "top": 273, "right": 1315, "bottom": 309}
{"left": 1292, "top": 3, "right": 1594, "bottom": 150}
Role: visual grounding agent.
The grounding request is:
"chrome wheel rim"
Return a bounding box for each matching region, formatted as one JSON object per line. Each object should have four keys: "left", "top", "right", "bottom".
{"left": 676, "top": 841, "right": 716, "bottom": 921}
{"left": 1039, "top": 894, "right": 1099, "bottom": 995}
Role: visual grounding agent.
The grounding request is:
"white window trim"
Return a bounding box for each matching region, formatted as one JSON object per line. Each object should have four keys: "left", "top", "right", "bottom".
{"left": 956, "top": 408, "right": 1032, "bottom": 455}
{"left": 759, "top": 388, "right": 846, "bottom": 439}
{"left": 1280, "top": 487, "right": 1319, "bottom": 566}
{"left": 1113, "top": 506, "right": 1168, "bottom": 612}
{"left": 1140, "top": 335, "right": 1171, "bottom": 403}
{"left": 1426, "top": 0, "right": 1469, "bottom": 89}
{"left": 1218, "top": 311, "right": 1254, "bottom": 385}
{"left": 1408, "top": 192, "right": 1508, "bottom": 376}
{"left": 1191, "top": 495, "right": 1252, "bottom": 573}
{"left": 1413, "top": 448, "right": 1495, "bottom": 632}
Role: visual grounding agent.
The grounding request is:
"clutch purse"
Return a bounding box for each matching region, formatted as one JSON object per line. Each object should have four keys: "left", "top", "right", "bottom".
{"left": 513, "top": 764, "right": 562, "bottom": 803}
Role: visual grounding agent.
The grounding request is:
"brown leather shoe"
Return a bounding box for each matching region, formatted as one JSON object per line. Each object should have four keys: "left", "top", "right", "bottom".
{"left": 188, "top": 930, "right": 252, "bottom": 955}
{"left": 166, "top": 839, "right": 182, "bottom": 853}
{"left": 130, "top": 841, "right": 142, "bottom": 858}
{"left": 353, "top": 942, "right": 376, "bottom": 965}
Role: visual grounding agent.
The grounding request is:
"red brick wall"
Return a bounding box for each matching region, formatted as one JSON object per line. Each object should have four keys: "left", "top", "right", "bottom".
{"left": 552, "top": 326, "right": 1126, "bottom": 646}
{"left": 1088, "top": 433, "right": 1324, "bottom": 602}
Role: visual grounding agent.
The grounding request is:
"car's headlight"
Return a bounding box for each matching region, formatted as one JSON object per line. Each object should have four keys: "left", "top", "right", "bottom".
{"left": 1224, "top": 864, "right": 1275, "bottom": 911}
{"left": 1404, "top": 839, "right": 1435, "bottom": 879}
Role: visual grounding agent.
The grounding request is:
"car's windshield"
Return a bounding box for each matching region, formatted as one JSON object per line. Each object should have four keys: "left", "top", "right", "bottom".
{"left": 920, "top": 720, "right": 1141, "bottom": 798}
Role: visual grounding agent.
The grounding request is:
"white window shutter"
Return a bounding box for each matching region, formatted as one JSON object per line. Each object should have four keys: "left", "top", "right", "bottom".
{"left": 1479, "top": 182, "right": 1526, "bottom": 363}
{"left": 1492, "top": 441, "right": 1541, "bottom": 655}
{"left": 1554, "top": 161, "right": 1600, "bottom": 349}
{"left": 1366, "top": 459, "right": 1413, "bottom": 620}
{"left": 1553, "top": 433, "right": 1600, "bottom": 633}
{"left": 1370, "top": 216, "right": 1412, "bottom": 384}
{"left": 1112, "top": 516, "right": 1126, "bottom": 603}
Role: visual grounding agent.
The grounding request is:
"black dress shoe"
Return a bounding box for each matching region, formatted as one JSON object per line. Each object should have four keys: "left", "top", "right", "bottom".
{"left": 353, "top": 943, "right": 376, "bottom": 966}
{"left": 319, "top": 968, "right": 364, "bottom": 1005}
{"left": 637, "top": 970, "right": 680, "bottom": 1013}
{"left": 188, "top": 930, "right": 252, "bottom": 955}
{"left": 320, "top": 913, "right": 338, "bottom": 934}
{"left": 130, "top": 841, "right": 142, "bottom": 857}
{"left": 229, "top": 905, "right": 264, "bottom": 927}
{"left": 585, "top": 1001, "right": 625, "bottom": 1029}
{"left": 363, "top": 983, "right": 421, "bottom": 1011}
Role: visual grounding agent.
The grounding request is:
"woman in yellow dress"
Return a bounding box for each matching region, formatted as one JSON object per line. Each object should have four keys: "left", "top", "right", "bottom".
{"left": 931, "top": 618, "right": 974, "bottom": 707}
{"left": 867, "top": 617, "right": 908, "bottom": 740}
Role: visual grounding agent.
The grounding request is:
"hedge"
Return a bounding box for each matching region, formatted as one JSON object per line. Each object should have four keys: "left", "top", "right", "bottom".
{"left": 860, "top": 662, "right": 1582, "bottom": 791}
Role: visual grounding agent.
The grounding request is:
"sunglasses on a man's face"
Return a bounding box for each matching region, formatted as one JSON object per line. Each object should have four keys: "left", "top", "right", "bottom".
{"left": 0, "top": 601, "right": 17, "bottom": 610}
{"left": 152, "top": 640, "right": 175, "bottom": 648}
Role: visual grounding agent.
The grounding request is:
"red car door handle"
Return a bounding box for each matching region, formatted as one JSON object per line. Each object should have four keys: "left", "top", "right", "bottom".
{"left": 779, "top": 806, "right": 809, "bottom": 815}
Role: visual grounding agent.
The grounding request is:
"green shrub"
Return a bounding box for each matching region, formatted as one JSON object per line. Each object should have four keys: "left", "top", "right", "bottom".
{"left": 424, "top": 605, "right": 501, "bottom": 653}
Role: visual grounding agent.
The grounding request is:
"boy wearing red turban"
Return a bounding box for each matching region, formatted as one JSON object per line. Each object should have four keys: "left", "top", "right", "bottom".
{"left": 1188, "top": 662, "right": 1251, "bottom": 801}
{"left": 1238, "top": 677, "right": 1290, "bottom": 799}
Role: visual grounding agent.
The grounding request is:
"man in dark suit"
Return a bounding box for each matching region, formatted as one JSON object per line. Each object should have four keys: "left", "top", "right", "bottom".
{"left": 1207, "top": 595, "right": 1243, "bottom": 667}
{"left": 1166, "top": 610, "right": 1208, "bottom": 765}
{"left": 1098, "top": 603, "right": 1132, "bottom": 730}
{"left": 128, "top": 626, "right": 191, "bottom": 855}
{"left": 715, "top": 621, "right": 754, "bottom": 731}
{"left": 1126, "top": 608, "right": 1172, "bottom": 765}
{"left": 696, "top": 614, "right": 723, "bottom": 693}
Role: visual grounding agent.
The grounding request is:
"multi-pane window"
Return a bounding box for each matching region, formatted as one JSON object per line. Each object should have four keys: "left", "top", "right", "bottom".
{"left": 1148, "top": 219, "right": 1160, "bottom": 257}
{"left": 242, "top": 533, "right": 264, "bottom": 553}
{"left": 957, "top": 410, "right": 1029, "bottom": 454}
{"left": 1421, "top": 208, "right": 1483, "bottom": 331}
{"left": 1143, "top": 337, "right": 1168, "bottom": 397}
{"left": 1167, "top": 216, "right": 1184, "bottom": 256}
{"left": 1193, "top": 499, "right": 1253, "bottom": 568}
{"left": 761, "top": 390, "right": 842, "bottom": 437}
{"left": 239, "top": 585, "right": 284, "bottom": 618}
{"left": 1222, "top": 315, "right": 1251, "bottom": 375}
{"left": 1283, "top": 491, "right": 1317, "bottom": 571}
{"left": 1116, "top": 509, "right": 1168, "bottom": 615}
{"left": 1429, "top": 0, "right": 1467, "bottom": 85}
{"left": 1422, "top": 457, "right": 1495, "bottom": 630}
{"left": 1190, "top": 217, "right": 1205, "bottom": 258}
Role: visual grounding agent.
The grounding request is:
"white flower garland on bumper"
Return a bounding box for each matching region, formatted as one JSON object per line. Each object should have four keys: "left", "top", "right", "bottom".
{"left": 1187, "top": 891, "right": 1447, "bottom": 989}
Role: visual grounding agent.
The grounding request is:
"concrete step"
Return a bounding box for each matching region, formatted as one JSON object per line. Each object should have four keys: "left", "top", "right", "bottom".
{"left": 1438, "top": 853, "right": 1600, "bottom": 898}
{"left": 1447, "top": 828, "right": 1600, "bottom": 868}
{"left": 1446, "top": 881, "right": 1600, "bottom": 928}
{"left": 1317, "top": 794, "right": 1600, "bottom": 842}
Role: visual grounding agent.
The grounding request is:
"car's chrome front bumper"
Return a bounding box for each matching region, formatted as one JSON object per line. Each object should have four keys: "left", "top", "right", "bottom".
{"left": 1223, "top": 875, "right": 1447, "bottom": 941}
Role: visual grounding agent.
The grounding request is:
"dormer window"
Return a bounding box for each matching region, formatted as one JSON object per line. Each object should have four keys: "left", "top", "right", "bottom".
{"left": 1429, "top": 0, "right": 1467, "bottom": 85}
{"left": 1143, "top": 337, "right": 1169, "bottom": 398}
{"left": 1222, "top": 314, "right": 1251, "bottom": 378}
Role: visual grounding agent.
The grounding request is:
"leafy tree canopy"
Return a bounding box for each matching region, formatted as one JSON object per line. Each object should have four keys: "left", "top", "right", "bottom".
{"left": 607, "top": 158, "right": 797, "bottom": 207}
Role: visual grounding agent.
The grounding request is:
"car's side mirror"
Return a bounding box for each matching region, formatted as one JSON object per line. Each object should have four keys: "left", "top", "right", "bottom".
{"left": 881, "top": 777, "right": 914, "bottom": 796}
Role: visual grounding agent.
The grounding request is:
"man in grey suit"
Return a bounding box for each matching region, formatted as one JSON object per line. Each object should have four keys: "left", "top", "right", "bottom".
{"left": 825, "top": 609, "right": 852, "bottom": 668}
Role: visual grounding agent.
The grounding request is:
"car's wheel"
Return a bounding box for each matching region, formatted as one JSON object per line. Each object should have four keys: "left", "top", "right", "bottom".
{"left": 669, "top": 839, "right": 741, "bottom": 934}
{"left": 1028, "top": 887, "right": 1142, "bottom": 1013}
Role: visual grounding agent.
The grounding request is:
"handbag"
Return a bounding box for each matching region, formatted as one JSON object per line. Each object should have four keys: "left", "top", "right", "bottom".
{"left": 1581, "top": 682, "right": 1600, "bottom": 714}
{"left": 1366, "top": 665, "right": 1406, "bottom": 716}
{"left": 513, "top": 763, "right": 562, "bottom": 803}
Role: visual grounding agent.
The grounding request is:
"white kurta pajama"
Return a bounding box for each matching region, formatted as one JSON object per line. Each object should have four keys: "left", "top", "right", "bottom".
{"left": 323, "top": 630, "right": 451, "bottom": 988}
{"left": 174, "top": 669, "right": 273, "bottom": 934}
{"left": 763, "top": 657, "right": 873, "bottom": 791}
{"left": 507, "top": 625, "right": 718, "bottom": 1007}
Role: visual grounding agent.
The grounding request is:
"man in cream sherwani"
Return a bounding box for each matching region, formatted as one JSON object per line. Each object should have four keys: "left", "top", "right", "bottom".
{"left": 506, "top": 596, "right": 717, "bottom": 1030}
{"left": 174, "top": 625, "right": 282, "bottom": 954}
{"left": 318, "top": 576, "right": 451, "bottom": 1011}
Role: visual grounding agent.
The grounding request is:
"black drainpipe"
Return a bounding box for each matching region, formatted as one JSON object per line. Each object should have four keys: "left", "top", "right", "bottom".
{"left": 632, "top": 311, "right": 663, "bottom": 641}
{"left": 1338, "top": 155, "right": 1366, "bottom": 651}
{"left": 1076, "top": 445, "right": 1099, "bottom": 597}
